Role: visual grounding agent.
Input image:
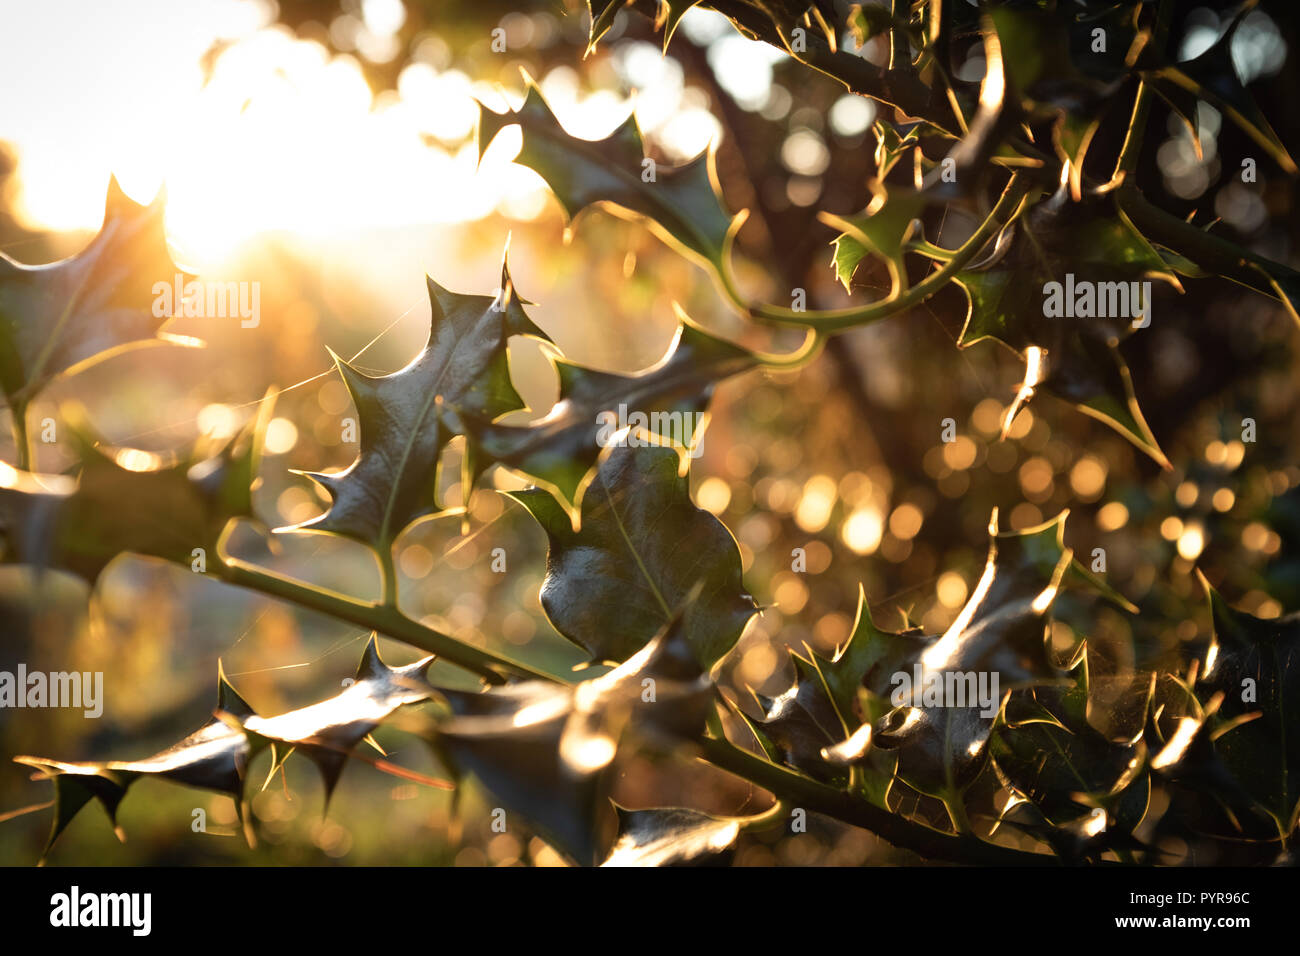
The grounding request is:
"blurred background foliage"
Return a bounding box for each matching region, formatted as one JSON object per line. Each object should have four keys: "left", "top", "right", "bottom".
{"left": 1, "top": 0, "right": 1298, "bottom": 865}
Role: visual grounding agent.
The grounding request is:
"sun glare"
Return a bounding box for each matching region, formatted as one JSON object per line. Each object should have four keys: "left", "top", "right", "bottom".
{"left": 0, "top": 0, "right": 723, "bottom": 271}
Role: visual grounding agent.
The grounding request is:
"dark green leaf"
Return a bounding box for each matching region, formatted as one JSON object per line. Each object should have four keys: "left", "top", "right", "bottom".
{"left": 505, "top": 442, "right": 755, "bottom": 666}
{"left": 1196, "top": 577, "right": 1300, "bottom": 833}
{"left": 239, "top": 635, "right": 437, "bottom": 804}
{"left": 1150, "top": 7, "right": 1297, "bottom": 174}
{"left": 468, "top": 315, "right": 755, "bottom": 511}
{"left": 992, "top": 788, "right": 1142, "bottom": 863}
{"left": 478, "top": 82, "right": 738, "bottom": 272}
{"left": 823, "top": 183, "right": 926, "bottom": 294}
{"left": 812, "top": 583, "right": 928, "bottom": 720}
{"left": 435, "top": 605, "right": 713, "bottom": 865}
{"left": 751, "top": 648, "right": 846, "bottom": 782}
{"left": 866, "top": 508, "right": 1088, "bottom": 800}
{"left": 15, "top": 663, "right": 256, "bottom": 859}
{"left": 991, "top": 668, "right": 1147, "bottom": 826}
{"left": 955, "top": 188, "right": 1180, "bottom": 466}
{"left": 0, "top": 177, "right": 199, "bottom": 411}
{"left": 286, "top": 255, "right": 547, "bottom": 548}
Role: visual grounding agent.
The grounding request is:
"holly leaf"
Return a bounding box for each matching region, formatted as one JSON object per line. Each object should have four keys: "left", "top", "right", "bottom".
{"left": 239, "top": 635, "right": 438, "bottom": 805}
{"left": 823, "top": 182, "right": 926, "bottom": 294}
{"left": 654, "top": 0, "right": 703, "bottom": 52}
{"left": 285, "top": 253, "right": 547, "bottom": 549}
{"left": 812, "top": 584, "right": 928, "bottom": 721}
{"left": 991, "top": 789, "right": 1140, "bottom": 863}
{"left": 1147, "top": 684, "right": 1277, "bottom": 840}
{"left": 915, "top": 508, "right": 1079, "bottom": 683}
{"left": 466, "top": 313, "right": 755, "bottom": 512}
{"left": 0, "top": 176, "right": 199, "bottom": 412}
{"left": 873, "top": 703, "right": 993, "bottom": 800}
{"left": 987, "top": 4, "right": 1135, "bottom": 112}
{"left": 1195, "top": 577, "right": 1300, "bottom": 834}
{"left": 435, "top": 604, "right": 713, "bottom": 865}
{"left": 831, "top": 233, "right": 869, "bottom": 294}
{"left": 478, "top": 81, "right": 739, "bottom": 273}
{"left": 601, "top": 805, "right": 742, "bottom": 866}
{"left": 1149, "top": 4, "right": 1297, "bottom": 175}
{"left": 814, "top": 509, "right": 1125, "bottom": 803}
{"left": 991, "top": 670, "right": 1148, "bottom": 826}
{"left": 15, "top": 663, "right": 257, "bottom": 860}
{"left": 751, "top": 648, "right": 846, "bottom": 782}
{"left": 955, "top": 189, "right": 1180, "bottom": 466}
{"left": 585, "top": 0, "right": 628, "bottom": 53}
{"left": 505, "top": 442, "right": 755, "bottom": 666}
{"left": 15, "top": 636, "right": 445, "bottom": 860}
{"left": 872, "top": 121, "right": 927, "bottom": 179}
{"left": 986, "top": 2, "right": 1140, "bottom": 198}
{"left": 865, "top": 508, "right": 1088, "bottom": 801}
{"left": 0, "top": 397, "right": 272, "bottom": 581}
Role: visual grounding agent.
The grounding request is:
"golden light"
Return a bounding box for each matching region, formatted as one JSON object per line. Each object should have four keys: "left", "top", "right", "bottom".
{"left": 773, "top": 573, "right": 809, "bottom": 614}
{"left": 795, "top": 474, "right": 838, "bottom": 533}
{"left": 1176, "top": 522, "right": 1205, "bottom": 560}
{"left": 1256, "top": 598, "right": 1282, "bottom": 619}
{"left": 695, "top": 476, "right": 732, "bottom": 515}
{"left": 1242, "top": 521, "right": 1271, "bottom": 551}
{"left": 739, "top": 641, "right": 778, "bottom": 686}
{"left": 1018, "top": 456, "right": 1054, "bottom": 498}
{"left": 1097, "top": 501, "right": 1129, "bottom": 531}
{"left": 114, "top": 448, "right": 164, "bottom": 472}
{"left": 923, "top": 555, "right": 995, "bottom": 671}
{"left": 1069, "top": 455, "right": 1107, "bottom": 500}
{"left": 942, "top": 435, "right": 977, "bottom": 471}
{"left": 561, "top": 733, "right": 618, "bottom": 774}
{"left": 1151, "top": 717, "right": 1199, "bottom": 770}
{"left": 0, "top": 8, "right": 659, "bottom": 269}
{"left": 841, "top": 507, "right": 884, "bottom": 554}
{"left": 1030, "top": 583, "right": 1059, "bottom": 614}
{"left": 276, "top": 485, "right": 319, "bottom": 524}
{"left": 888, "top": 502, "right": 924, "bottom": 541}
{"left": 399, "top": 543, "right": 434, "bottom": 579}
{"left": 761, "top": 477, "right": 800, "bottom": 513}
{"left": 1004, "top": 405, "right": 1034, "bottom": 440}
{"left": 936, "top": 571, "right": 968, "bottom": 609}
{"left": 263, "top": 417, "right": 299, "bottom": 454}
{"left": 970, "top": 398, "right": 1003, "bottom": 437}
{"left": 1008, "top": 502, "right": 1043, "bottom": 529}
{"left": 197, "top": 403, "right": 241, "bottom": 439}
{"left": 813, "top": 613, "right": 851, "bottom": 648}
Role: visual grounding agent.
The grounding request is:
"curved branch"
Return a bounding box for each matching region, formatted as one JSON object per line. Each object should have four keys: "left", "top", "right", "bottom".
{"left": 1118, "top": 184, "right": 1300, "bottom": 304}
{"left": 718, "top": 175, "right": 1029, "bottom": 330}
{"left": 207, "top": 541, "right": 567, "bottom": 685}
{"left": 697, "top": 736, "right": 1067, "bottom": 865}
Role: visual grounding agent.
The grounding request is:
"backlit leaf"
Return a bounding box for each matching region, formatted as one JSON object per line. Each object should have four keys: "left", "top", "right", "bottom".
{"left": 286, "top": 254, "right": 547, "bottom": 548}
{"left": 478, "top": 81, "right": 739, "bottom": 273}
{"left": 505, "top": 442, "right": 756, "bottom": 666}
{"left": 0, "top": 177, "right": 198, "bottom": 411}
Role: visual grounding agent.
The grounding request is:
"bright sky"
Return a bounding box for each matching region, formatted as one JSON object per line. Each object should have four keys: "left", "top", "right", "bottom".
{"left": 0, "top": 0, "right": 732, "bottom": 270}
